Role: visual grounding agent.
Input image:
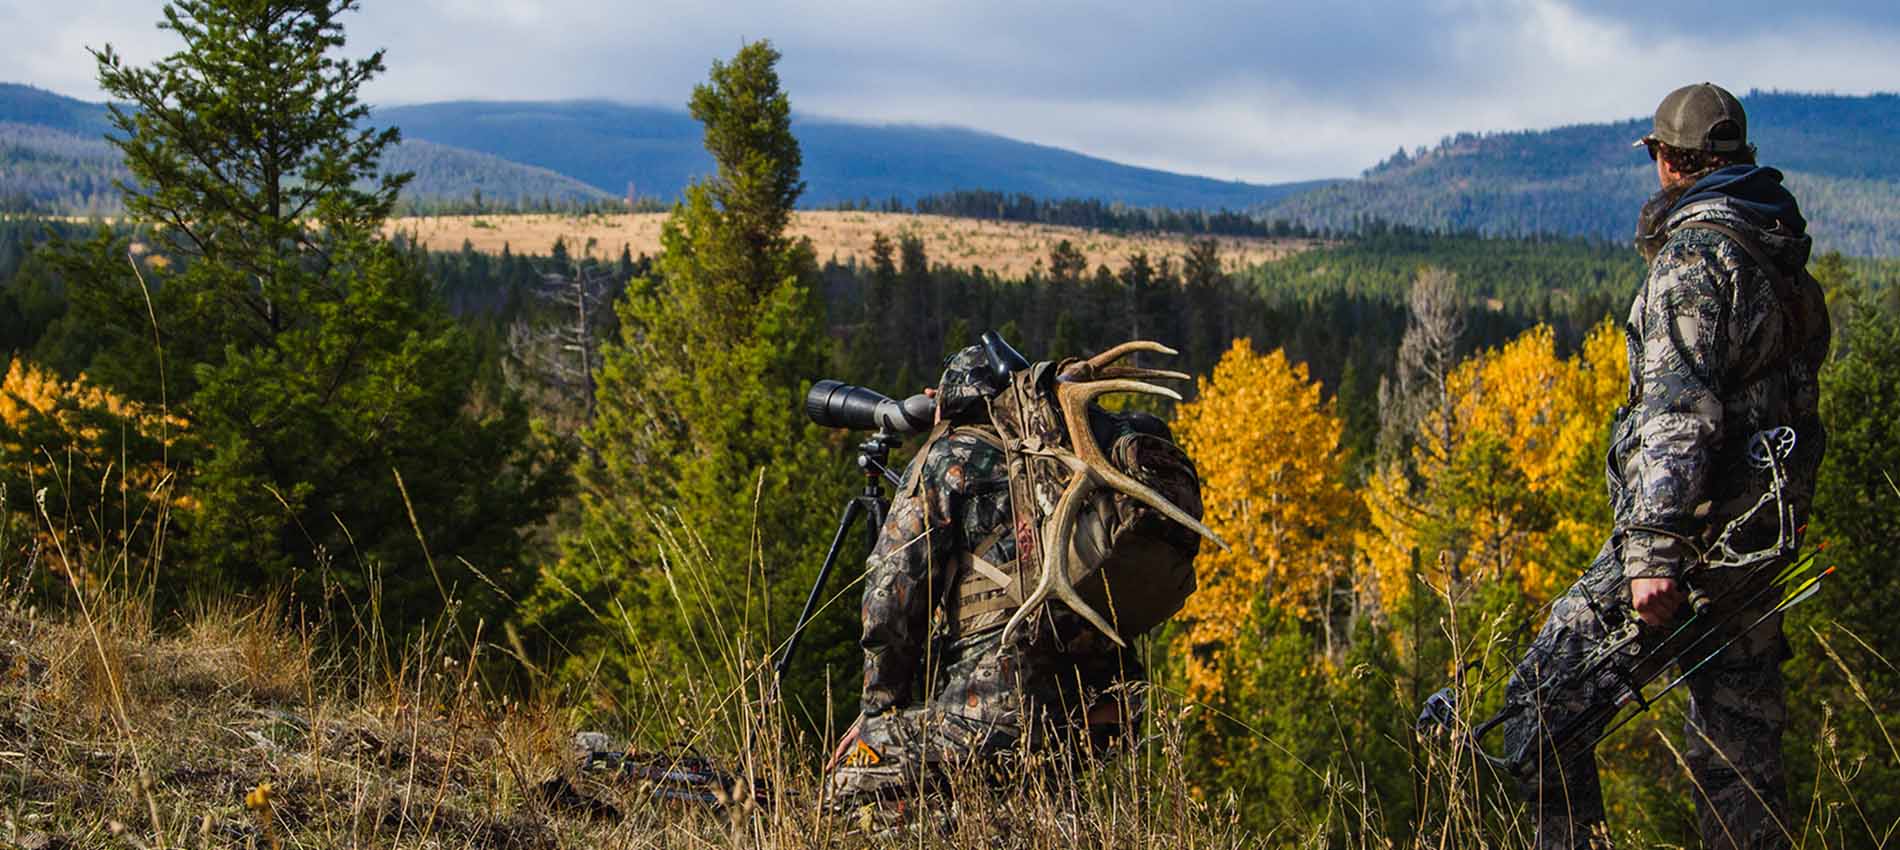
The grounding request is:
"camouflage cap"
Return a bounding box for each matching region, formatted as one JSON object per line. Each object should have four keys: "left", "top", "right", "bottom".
{"left": 1635, "top": 82, "right": 1748, "bottom": 153}
{"left": 936, "top": 344, "right": 1006, "bottom": 420}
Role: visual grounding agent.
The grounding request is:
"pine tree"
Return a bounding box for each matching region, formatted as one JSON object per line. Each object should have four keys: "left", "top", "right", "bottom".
{"left": 1784, "top": 293, "right": 1900, "bottom": 832}
{"left": 53, "top": 0, "right": 558, "bottom": 621}
{"left": 530, "top": 41, "right": 852, "bottom": 719}
{"left": 1182, "top": 238, "right": 1226, "bottom": 371}
{"left": 842, "top": 232, "right": 898, "bottom": 380}
{"left": 1048, "top": 240, "right": 1087, "bottom": 285}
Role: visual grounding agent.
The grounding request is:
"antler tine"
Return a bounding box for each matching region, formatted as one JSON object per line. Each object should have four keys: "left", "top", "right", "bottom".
{"left": 1085, "top": 340, "right": 1179, "bottom": 370}
{"left": 1090, "top": 366, "right": 1193, "bottom": 382}
{"left": 997, "top": 364, "right": 1231, "bottom": 648}
{"left": 1062, "top": 378, "right": 1184, "bottom": 405}
{"left": 1057, "top": 380, "right": 1229, "bottom": 552}
{"left": 1000, "top": 454, "right": 1129, "bottom": 648}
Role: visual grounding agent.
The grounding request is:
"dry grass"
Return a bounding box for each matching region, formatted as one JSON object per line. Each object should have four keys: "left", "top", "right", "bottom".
{"left": 385, "top": 211, "right": 1317, "bottom": 276}
{"left": 0, "top": 454, "right": 1893, "bottom": 849}
{"left": 0, "top": 593, "right": 1267, "bottom": 849}
{"left": 3, "top": 558, "right": 1897, "bottom": 848}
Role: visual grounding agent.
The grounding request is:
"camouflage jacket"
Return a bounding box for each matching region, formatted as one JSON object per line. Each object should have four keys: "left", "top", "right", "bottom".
{"left": 1612, "top": 169, "right": 1830, "bottom": 580}
{"left": 858, "top": 423, "right": 1132, "bottom": 721}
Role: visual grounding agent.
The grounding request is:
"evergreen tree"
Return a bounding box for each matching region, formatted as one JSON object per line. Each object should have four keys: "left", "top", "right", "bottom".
{"left": 530, "top": 41, "right": 852, "bottom": 722}
{"left": 1119, "top": 250, "right": 1155, "bottom": 341}
{"left": 842, "top": 232, "right": 897, "bottom": 380}
{"left": 49, "top": 0, "right": 558, "bottom": 621}
{"left": 1048, "top": 239, "right": 1087, "bottom": 284}
{"left": 1182, "top": 238, "right": 1226, "bottom": 370}
{"left": 1786, "top": 293, "right": 1900, "bottom": 831}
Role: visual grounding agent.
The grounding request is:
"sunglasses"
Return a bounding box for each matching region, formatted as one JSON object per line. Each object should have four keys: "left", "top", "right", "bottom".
{"left": 1643, "top": 138, "right": 1661, "bottom": 162}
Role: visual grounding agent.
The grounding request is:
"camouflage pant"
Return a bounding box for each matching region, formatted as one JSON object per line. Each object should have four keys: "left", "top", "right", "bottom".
{"left": 1509, "top": 539, "right": 1791, "bottom": 850}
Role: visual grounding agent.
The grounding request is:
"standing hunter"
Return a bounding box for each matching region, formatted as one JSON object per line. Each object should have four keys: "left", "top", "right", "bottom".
{"left": 827, "top": 340, "right": 1218, "bottom": 821}
{"left": 1507, "top": 82, "right": 1829, "bottom": 849}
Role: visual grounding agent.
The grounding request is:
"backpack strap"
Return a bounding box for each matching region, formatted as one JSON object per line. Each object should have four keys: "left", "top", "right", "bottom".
{"left": 959, "top": 425, "right": 1005, "bottom": 452}
{"left": 909, "top": 421, "right": 1030, "bottom": 634}
{"left": 1674, "top": 220, "right": 1812, "bottom": 392}
{"left": 950, "top": 526, "right": 1028, "bottom": 632}
{"left": 903, "top": 420, "right": 957, "bottom": 500}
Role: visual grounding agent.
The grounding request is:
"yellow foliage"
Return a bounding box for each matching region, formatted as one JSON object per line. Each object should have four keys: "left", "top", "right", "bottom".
{"left": 1174, "top": 340, "right": 1354, "bottom": 700}
{"left": 1357, "top": 460, "right": 1423, "bottom": 611}
{"left": 1, "top": 358, "right": 185, "bottom": 441}
{"left": 1360, "top": 321, "right": 1627, "bottom": 607}
{"left": 1, "top": 358, "right": 189, "bottom": 561}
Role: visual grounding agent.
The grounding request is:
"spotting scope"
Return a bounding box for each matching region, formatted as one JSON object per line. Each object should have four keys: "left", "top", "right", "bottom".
{"left": 804, "top": 381, "right": 935, "bottom": 435}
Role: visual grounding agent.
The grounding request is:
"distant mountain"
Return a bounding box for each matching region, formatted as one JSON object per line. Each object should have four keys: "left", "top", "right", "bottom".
{"left": 378, "top": 139, "right": 612, "bottom": 207}
{"left": 8, "top": 81, "right": 1896, "bottom": 255}
{"left": 1266, "top": 91, "right": 1900, "bottom": 256}
{"left": 0, "top": 83, "right": 111, "bottom": 136}
{"left": 376, "top": 99, "right": 1329, "bottom": 209}
{"left": 0, "top": 121, "right": 126, "bottom": 214}
{"left": 0, "top": 83, "right": 1326, "bottom": 215}
{"left": 0, "top": 84, "right": 615, "bottom": 213}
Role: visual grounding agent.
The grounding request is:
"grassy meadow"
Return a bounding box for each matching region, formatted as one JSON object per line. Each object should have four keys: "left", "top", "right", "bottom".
{"left": 385, "top": 211, "right": 1316, "bottom": 277}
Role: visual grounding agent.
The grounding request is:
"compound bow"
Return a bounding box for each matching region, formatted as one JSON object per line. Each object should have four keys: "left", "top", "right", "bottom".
{"left": 1416, "top": 427, "right": 1834, "bottom": 777}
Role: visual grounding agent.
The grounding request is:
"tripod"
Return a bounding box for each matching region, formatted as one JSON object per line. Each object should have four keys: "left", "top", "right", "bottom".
{"left": 773, "top": 429, "right": 905, "bottom": 683}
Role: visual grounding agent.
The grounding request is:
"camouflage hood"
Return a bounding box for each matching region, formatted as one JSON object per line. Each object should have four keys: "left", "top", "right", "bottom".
{"left": 1639, "top": 165, "right": 1811, "bottom": 268}
{"left": 936, "top": 345, "right": 1007, "bottom": 421}
{"left": 1663, "top": 166, "right": 1812, "bottom": 273}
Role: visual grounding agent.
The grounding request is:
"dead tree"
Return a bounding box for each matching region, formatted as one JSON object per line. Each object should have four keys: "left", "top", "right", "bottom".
{"left": 1381, "top": 266, "right": 1465, "bottom": 462}
{"left": 506, "top": 260, "right": 615, "bottom": 429}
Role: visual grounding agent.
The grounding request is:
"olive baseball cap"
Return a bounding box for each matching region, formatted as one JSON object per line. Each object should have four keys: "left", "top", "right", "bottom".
{"left": 1635, "top": 82, "right": 1749, "bottom": 153}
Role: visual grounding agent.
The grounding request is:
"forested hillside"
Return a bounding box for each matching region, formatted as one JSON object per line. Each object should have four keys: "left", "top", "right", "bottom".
{"left": 0, "top": 83, "right": 1324, "bottom": 213}
{"left": 1269, "top": 91, "right": 1900, "bottom": 255}
{"left": 377, "top": 99, "right": 1329, "bottom": 208}
{"left": 0, "top": 121, "right": 125, "bottom": 213}
{"left": 0, "top": 84, "right": 621, "bottom": 212}
{"left": 9, "top": 82, "right": 1900, "bottom": 256}
{"left": 379, "top": 138, "right": 614, "bottom": 208}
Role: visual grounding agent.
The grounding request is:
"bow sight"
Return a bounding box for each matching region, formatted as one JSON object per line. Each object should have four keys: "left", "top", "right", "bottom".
{"left": 1416, "top": 427, "right": 1834, "bottom": 778}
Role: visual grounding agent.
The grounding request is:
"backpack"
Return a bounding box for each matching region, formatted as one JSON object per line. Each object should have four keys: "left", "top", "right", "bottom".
{"left": 943, "top": 342, "right": 1225, "bottom": 646}
{"left": 1673, "top": 220, "right": 1830, "bottom": 385}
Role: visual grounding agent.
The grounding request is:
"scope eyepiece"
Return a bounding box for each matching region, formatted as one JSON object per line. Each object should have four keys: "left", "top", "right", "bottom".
{"left": 805, "top": 380, "right": 935, "bottom": 435}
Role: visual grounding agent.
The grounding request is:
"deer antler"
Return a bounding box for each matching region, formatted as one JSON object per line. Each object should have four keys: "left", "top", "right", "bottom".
{"left": 1081, "top": 340, "right": 1177, "bottom": 371}
{"left": 1001, "top": 343, "right": 1229, "bottom": 647}
{"left": 1063, "top": 341, "right": 1193, "bottom": 383}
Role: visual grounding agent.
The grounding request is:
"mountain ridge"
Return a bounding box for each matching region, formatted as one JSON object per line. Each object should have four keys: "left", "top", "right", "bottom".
{"left": 374, "top": 97, "right": 1329, "bottom": 209}
{"left": 0, "top": 84, "right": 1329, "bottom": 213}
{"left": 4, "top": 82, "right": 1898, "bottom": 254}
{"left": 1266, "top": 90, "right": 1900, "bottom": 255}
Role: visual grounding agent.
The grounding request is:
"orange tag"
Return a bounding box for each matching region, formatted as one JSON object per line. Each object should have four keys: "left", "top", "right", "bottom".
{"left": 842, "top": 740, "right": 882, "bottom": 767}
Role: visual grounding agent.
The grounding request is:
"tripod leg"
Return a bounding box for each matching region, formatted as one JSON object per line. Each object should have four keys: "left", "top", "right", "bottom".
{"left": 864, "top": 495, "right": 887, "bottom": 547}
{"left": 775, "top": 497, "right": 866, "bottom": 682}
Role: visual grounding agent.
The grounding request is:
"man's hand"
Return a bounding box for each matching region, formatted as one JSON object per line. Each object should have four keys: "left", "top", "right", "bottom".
{"left": 1630, "top": 577, "right": 1685, "bottom": 627}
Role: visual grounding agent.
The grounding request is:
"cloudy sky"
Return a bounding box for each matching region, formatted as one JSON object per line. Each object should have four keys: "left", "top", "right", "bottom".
{"left": 4, "top": 0, "right": 1897, "bottom": 183}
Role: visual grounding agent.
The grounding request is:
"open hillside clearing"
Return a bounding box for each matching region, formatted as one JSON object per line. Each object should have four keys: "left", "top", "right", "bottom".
{"left": 385, "top": 211, "right": 1317, "bottom": 276}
